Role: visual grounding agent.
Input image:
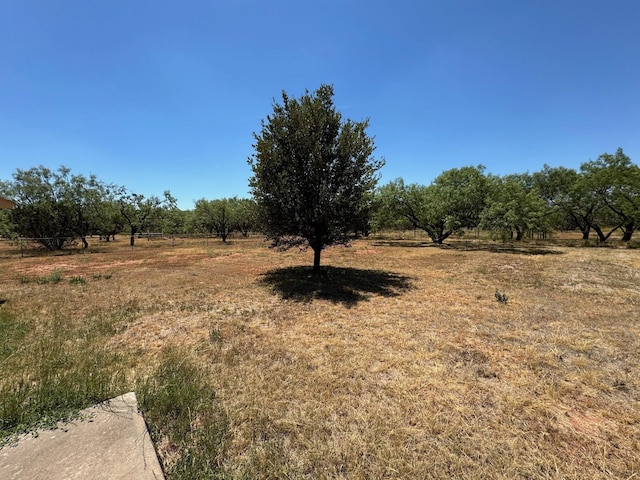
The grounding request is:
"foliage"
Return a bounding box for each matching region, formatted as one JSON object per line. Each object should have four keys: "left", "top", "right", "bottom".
{"left": 533, "top": 165, "right": 596, "bottom": 239}
{"left": 192, "top": 197, "right": 252, "bottom": 242}
{"left": 534, "top": 149, "right": 640, "bottom": 242}
{"left": 480, "top": 173, "right": 552, "bottom": 241}
{"left": 249, "top": 84, "right": 383, "bottom": 270}
{"left": 93, "top": 200, "right": 126, "bottom": 242}
{"left": 233, "top": 197, "right": 258, "bottom": 237}
{"left": 162, "top": 208, "right": 190, "bottom": 236}
{"left": 116, "top": 189, "right": 176, "bottom": 247}
{"left": 379, "top": 166, "right": 487, "bottom": 243}
{"left": 0, "top": 209, "right": 16, "bottom": 239}
{"left": 0, "top": 166, "right": 91, "bottom": 250}
{"left": 580, "top": 148, "right": 640, "bottom": 242}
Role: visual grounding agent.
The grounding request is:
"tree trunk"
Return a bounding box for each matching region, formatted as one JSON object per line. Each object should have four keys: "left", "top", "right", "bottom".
{"left": 592, "top": 225, "right": 608, "bottom": 242}
{"left": 621, "top": 223, "right": 635, "bottom": 242}
{"left": 312, "top": 247, "right": 321, "bottom": 272}
{"left": 515, "top": 227, "right": 523, "bottom": 241}
{"left": 81, "top": 236, "right": 88, "bottom": 249}
{"left": 130, "top": 227, "right": 137, "bottom": 247}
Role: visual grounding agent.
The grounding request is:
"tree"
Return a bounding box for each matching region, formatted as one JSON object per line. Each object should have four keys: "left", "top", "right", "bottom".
{"left": 379, "top": 166, "right": 487, "bottom": 244}
{"left": 534, "top": 165, "right": 607, "bottom": 240}
{"left": 64, "top": 172, "right": 110, "bottom": 249}
{"left": 193, "top": 198, "right": 237, "bottom": 242}
{"left": 117, "top": 189, "right": 176, "bottom": 247}
{"left": 580, "top": 148, "right": 640, "bottom": 242}
{"left": 162, "top": 208, "right": 189, "bottom": 237}
{"left": 0, "top": 166, "right": 110, "bottom": 250}
{"left": 249, "top": 84, "right": 384, "bottom": 271}
{"left": 480, "top": 173, "right": 552, "bottom": 240}
{"left": 0, "top": 208, "right": 16, "bottom": 239}
{"left": 232, "top": 198, "right": 258, "bottom": 237}
{"left": 94, "top": 199, "right": 125, "bottom": 241}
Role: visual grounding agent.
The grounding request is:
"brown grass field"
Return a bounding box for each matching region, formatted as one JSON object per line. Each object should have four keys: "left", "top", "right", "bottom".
{"left": 1, "top": 233, "right": 639, "bottom": 478}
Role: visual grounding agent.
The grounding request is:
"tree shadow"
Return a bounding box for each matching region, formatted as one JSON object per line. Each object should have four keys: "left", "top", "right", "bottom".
{"left": 444, "top": 241, "right": 565, "bottom": 256}
{"left": 259, "top": 266, "right": 414, "bottom": 307}
{"left": 371, "top": 239, "right": 563, "bottom": 256}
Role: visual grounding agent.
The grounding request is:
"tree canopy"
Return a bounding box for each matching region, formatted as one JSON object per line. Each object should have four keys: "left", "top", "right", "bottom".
{"left": 249, "top": 84, "right": 384, "bottom": 270}
{"left": 378, "top": 166, "right": 488, "bottom": 244}
{"left": 0, "top": 166, "right": 109, "bottom": 250}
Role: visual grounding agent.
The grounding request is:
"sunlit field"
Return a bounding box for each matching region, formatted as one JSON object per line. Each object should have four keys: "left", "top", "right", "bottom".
{"left": 1, "top": 233, "right": 639, "bottom": 479}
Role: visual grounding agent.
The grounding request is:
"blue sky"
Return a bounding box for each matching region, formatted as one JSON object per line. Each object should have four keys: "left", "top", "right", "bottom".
{"left": 1, "top": 0, "right": 639, "bottom": 210}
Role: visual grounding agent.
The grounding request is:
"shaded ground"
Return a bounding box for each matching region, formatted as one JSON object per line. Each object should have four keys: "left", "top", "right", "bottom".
{"left": 260, "top": 266, "right": 413, "bottom": 307}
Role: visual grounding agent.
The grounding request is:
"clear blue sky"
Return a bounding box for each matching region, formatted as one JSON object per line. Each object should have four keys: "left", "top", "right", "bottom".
{"left": 1, "top": 0, "right": 639, "bottom": 210}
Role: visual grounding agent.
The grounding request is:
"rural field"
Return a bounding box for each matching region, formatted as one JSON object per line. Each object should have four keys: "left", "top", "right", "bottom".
{"left": 1, "top": 233, "right": 639, "bottom": 479}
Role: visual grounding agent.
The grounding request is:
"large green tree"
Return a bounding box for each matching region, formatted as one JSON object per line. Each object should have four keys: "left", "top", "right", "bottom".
{"left": 231, "top": 197, "right": 258, "bottom": 237}
{"left": 379, "top": 166, "right": 488, "bottom": 244}
{"left": 0, "top": 166, "right": 109, "bottom": 250}
{"left": 534, "top": 165, "right": 596, "bottom": 239}
{"left": 480, "top": 173, "right": 552, "bottom": 241}
{"left": 580, "top": 148, "right": 640, "bottom": 242}
{"left": 193, "top": 198, "right": 237, "bottom": 242}
{"left": 249, "top": 85, "right": 384, "bottom": 271}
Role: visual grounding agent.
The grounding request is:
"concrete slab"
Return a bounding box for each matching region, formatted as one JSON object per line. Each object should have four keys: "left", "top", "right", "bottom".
{"left": 0, "top": 392, "right": 165, "bottom": 480}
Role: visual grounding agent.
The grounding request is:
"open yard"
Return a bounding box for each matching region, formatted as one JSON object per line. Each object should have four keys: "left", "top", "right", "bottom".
{"left": 1, "top": 234, "right": 639, "bottom": 479}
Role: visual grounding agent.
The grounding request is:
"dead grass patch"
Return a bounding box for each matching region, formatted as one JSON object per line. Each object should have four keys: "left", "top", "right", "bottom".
{"left": 1, "top": 236, "right": 639, "bottom": 478}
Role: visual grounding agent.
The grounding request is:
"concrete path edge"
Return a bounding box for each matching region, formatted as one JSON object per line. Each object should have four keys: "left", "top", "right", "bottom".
{"left": 0, "top": 392, "right": 165, "bottom": 480}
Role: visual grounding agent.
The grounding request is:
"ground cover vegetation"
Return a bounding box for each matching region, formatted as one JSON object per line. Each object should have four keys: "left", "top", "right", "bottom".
{"left": 0, "top": 234, "right": 639, "bottom": 479}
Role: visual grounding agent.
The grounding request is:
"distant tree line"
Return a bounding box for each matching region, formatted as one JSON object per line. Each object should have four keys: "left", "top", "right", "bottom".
{"left": 373, "top": 148, "right": 640, "bottom": 244}
{"left": 1, "top": 147, "right": 638, "bottom": 252}
{"left": 0, "top": 166, "right": 259, "bottom": 250}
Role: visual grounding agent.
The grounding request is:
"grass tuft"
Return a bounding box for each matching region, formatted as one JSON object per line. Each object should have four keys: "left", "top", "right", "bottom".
{"left": 138, "top": 348, "right": 228, "bottom": 479}
{"left": 0, "top": 311, "right": 127, "bottom": 446}
{"left": 494, "top": 290, "right": 509, "bottom": 303}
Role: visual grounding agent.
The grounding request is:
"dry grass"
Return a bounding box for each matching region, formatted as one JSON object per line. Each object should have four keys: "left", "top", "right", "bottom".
{"left": 1, "top": 233, "right": 639, "bottom": 478}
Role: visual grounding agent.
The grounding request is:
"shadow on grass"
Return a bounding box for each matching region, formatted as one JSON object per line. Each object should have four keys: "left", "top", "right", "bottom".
{"left": 260, "top": 266, "right": 414, "bottom": 307}
{"left": 372, "top": 239, "right": 563, "bottom": 256}
{"left": 446, "top": 241, "right": 564, "bottom": 256}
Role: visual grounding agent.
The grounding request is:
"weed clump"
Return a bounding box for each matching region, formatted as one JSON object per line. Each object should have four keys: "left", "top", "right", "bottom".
{"left": 494, "top": 290, "right": 508, "bottom": 304}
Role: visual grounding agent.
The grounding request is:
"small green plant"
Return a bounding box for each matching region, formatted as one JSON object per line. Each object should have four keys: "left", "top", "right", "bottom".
{"left": 495, "top": 290, "right": 508, "bottom": 304}
{"left": 33, "top": 270, "right": 63, "bottom": 285}
{"left": 92, "top": 272, "right": 113, "bottom": 281}
{"left": 209, "top": 326, "right": 222, "bottom": 343}
{"left": 69, "top": 276, "right": 86, "bottom": 285}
